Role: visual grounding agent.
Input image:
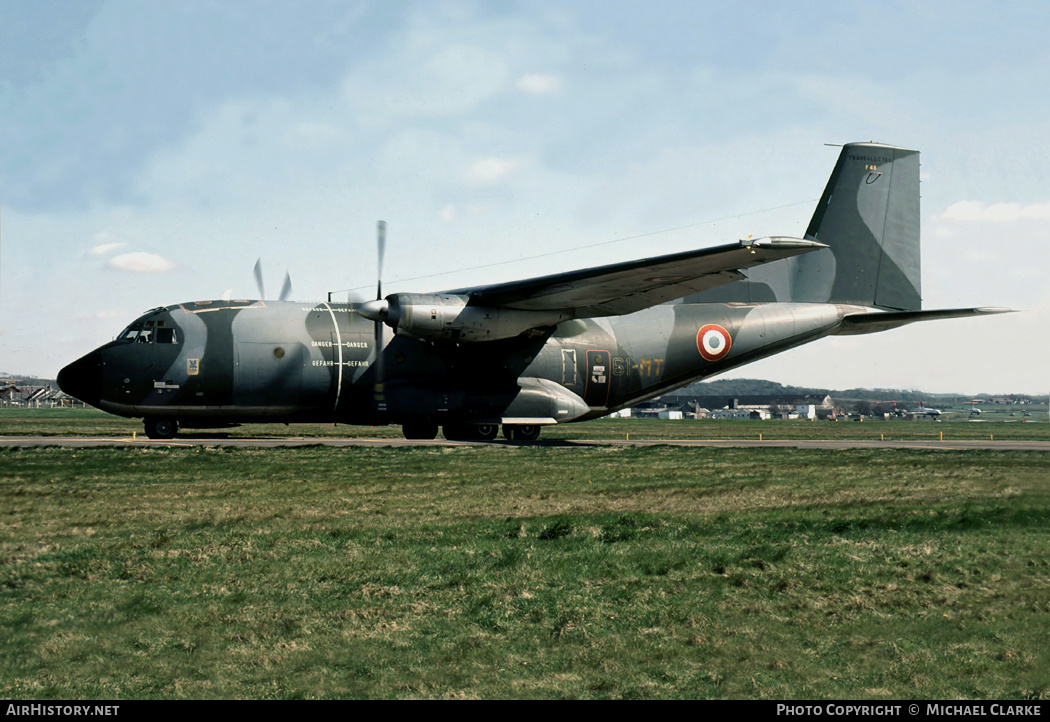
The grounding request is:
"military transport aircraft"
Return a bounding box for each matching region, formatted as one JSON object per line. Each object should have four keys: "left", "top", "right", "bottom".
{"left": 58, "top": 143, "right": 1009, "bottom": 440}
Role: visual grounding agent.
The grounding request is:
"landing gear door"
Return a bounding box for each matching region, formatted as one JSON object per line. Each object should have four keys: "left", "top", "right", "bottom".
{"left": 584, "top": 349, "right": 611, "bottom": 407}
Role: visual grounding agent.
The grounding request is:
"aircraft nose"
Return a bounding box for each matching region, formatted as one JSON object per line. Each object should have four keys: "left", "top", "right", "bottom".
{"left": 57, "top": 350, "right": 103, "bottom": 407}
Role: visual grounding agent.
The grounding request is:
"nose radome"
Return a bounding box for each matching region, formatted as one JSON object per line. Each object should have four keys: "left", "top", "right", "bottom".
{"left": 57, "top": 351, "right": 103, "bottom": 407}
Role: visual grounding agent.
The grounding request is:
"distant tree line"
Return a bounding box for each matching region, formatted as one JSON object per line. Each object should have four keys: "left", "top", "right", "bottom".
{"left": 681, "top": 378, "right": 1046, "bottom": 405}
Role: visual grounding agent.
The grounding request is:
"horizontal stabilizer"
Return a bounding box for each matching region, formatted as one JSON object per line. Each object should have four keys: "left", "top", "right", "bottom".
{"left": 837, "top": 307, "right": 1015, "bottom": 335}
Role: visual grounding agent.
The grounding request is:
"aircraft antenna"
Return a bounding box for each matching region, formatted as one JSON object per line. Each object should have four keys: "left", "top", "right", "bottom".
{"left": 327, "top": 199, "right": 817, "bottom": 297}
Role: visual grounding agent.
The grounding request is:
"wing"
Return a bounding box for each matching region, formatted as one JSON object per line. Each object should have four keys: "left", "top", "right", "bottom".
{"left": 444, "top": 236, "right": 826, "bottom": 317}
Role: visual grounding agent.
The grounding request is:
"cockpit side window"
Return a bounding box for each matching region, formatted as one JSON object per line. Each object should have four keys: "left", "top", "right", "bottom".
{"left": 119, "top": 322, "right": 146, "bottom": 341}
{"left": 156, "top": 327, "right": 177, "bottom": 344}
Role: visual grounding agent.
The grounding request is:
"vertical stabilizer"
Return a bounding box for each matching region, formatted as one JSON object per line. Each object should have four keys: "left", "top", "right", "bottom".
{"left": 802, "top": 143, "right": 921, "bottom": 311}
{"left": 684, "top": 142, "right": 922, "bottom": 311}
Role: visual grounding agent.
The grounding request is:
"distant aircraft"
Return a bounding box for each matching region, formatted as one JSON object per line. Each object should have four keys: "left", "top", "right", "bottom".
{"left": 910, "top": 401, "right": 986, "bottom": 417}
{"left": 58, "top": 143, "right": 1010, "bottom": 440}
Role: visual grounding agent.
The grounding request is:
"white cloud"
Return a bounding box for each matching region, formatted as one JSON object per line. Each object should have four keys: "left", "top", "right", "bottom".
{"left": 282, "top": 120, "right": 345, "bottom": 149}
{"left": 516, "top": 73, "right": 563, "bottom": 94}
{"left": 341, "top": 41, "right": 509, "bottom": 119}
{"left": 933, "top": 200, "right": 1050, "bottom": 222}
{"left": 89, "top": 242, "right": 126, "bottom": 255}
{"left": 108, "top": 252, "right": 177, "bottom": 273}
{"left": 467, "top": 157, "right": 518, "bottom": 182}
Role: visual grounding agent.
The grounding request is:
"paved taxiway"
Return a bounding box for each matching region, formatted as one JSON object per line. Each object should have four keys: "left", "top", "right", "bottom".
{"left": 2, "top": 435, "right": 1049, "bottom": 451}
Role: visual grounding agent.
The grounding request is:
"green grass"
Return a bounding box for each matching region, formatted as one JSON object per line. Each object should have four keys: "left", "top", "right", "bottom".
{"left": 2, "top": 444, "right": 1049, "bottom": 699}
{"left": 1, "top": 406, "right": 1047, "bottom": 441}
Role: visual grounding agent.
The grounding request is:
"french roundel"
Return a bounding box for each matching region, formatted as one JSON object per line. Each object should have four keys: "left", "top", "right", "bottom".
{"left": 697, "top": 324, "right": 732, "bottom": 361}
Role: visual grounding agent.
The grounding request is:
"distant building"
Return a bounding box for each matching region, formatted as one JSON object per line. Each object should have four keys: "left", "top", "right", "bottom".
{"left": 795, "top": 404, "right": 817, "bottom": 420}
{"left": 661, "top": 393, "right": 833, "bottom": 411}
{"left": 0, "top": 381, "right": 77, "bottom": 407}
{"left": 709, "top": 408, "right": 753, "bottom": 420}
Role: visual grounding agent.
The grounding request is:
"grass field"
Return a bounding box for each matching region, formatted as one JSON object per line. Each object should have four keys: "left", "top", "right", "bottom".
{"left": 2, "top": 435, "right": 1049, "bottom": 699}
{"left": 2, "top": 406, "right": 1048, "bottom": 442}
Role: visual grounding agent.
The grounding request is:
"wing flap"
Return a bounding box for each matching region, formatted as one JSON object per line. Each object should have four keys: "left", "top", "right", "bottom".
{"left": 446, "top": 237, "right": 825, "bottom": 317}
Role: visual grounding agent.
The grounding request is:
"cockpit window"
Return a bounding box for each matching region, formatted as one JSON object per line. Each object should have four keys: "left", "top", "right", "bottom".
{"left": 117, "top": 318, "right": 176, "bottom": 344}
{"left": 118, "top": 322, "right": 146, "bottom": 341}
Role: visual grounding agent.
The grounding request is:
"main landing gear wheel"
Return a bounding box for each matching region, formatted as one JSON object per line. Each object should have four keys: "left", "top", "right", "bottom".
{"left": 443, "top": 423, "right": 500, "bottom": 441}
{"left": 502, "top": 424, "right": 541, "bottom": 441}
{"left": 144, "top": 417, "right": 178, "bottom": 440}
{"left": 473, "top": 423, "right": 499, "bottom": 441}
{"left": 402, "top": 420, "right": 439, "bottom": 440}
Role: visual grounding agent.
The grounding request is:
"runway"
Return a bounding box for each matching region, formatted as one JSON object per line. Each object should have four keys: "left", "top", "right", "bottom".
{"left": 3, "top": 435, "right": 1049, "bottom": 451}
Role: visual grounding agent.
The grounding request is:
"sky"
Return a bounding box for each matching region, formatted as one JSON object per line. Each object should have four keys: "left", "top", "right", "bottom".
{"left": 2, "top": 0, "right": 1048, "bottom": 395}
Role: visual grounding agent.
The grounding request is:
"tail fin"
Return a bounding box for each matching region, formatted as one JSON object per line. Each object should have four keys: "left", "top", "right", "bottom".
{"left": 801, "top": 142, "right": 921, "bottom": 310}
{"left": 686, "top": 142, "right": 922, "bottom": 311}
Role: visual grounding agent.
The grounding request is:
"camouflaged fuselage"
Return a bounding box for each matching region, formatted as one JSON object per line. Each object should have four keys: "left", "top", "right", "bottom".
{"left": 59, "top": 297, "right": 853, "bottom": 427}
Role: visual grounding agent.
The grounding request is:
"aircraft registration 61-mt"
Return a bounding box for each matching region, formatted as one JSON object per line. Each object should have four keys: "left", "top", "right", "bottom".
{"left": 58, "top": 143, "right": 1009, "bottom": 441}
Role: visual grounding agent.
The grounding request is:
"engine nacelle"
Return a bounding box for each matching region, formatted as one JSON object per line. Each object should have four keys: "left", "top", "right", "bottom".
{"left": 360, "top": 293, "right": 571, "bottom": 342}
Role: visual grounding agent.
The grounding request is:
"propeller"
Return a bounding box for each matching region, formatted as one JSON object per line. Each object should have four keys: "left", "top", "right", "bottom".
{"left": 358, "top": 220, "right": 397, "bottom": 324}
{"left": 253, "top": 259, "right": 293, "bottom": 301}
{"left": 372, "top": 221, "right": 387, "bottom": 414}
{"left": 342, "top": 223, "right": 390, "bottom": 412}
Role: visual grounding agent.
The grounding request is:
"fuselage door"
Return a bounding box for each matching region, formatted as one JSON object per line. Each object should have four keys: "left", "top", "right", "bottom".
{"left": 584, "top": 349, "right": 611, "bottom": 407}
{"left": 234, "top": 342, "right": 304, "bottom": 407}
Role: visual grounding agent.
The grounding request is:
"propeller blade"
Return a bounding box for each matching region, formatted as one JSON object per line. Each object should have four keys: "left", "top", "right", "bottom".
{"left": 374, "top": 318, "right": 386, "bottom": 413}
{"left": 376, "top": 220, "right": 386, "bottom": 300}
{"left": 374, "top": 220, "right": 388, "bottom": 414}
{"left": 278, "top": 271, "right": 292, "bottom": 302}
{"left": 253, "top": 259, "right": 265, "bottom": 299}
